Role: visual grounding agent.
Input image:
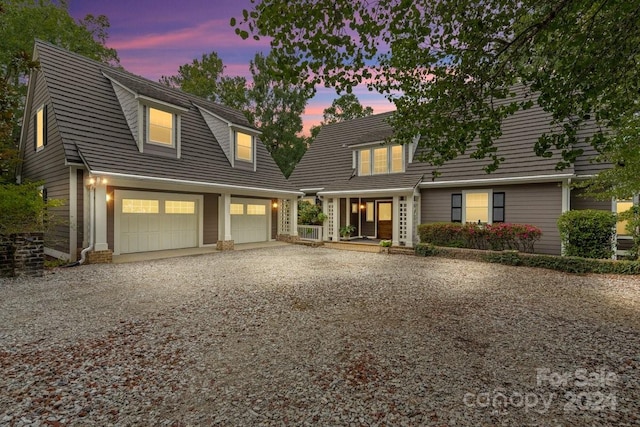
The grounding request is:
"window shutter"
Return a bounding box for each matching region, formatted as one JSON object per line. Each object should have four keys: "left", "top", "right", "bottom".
{"left": 493, "top": 192, "right": 505, "bottom": 222}
{"left": 451, "top": 193, "right": 462, "bottom": 222}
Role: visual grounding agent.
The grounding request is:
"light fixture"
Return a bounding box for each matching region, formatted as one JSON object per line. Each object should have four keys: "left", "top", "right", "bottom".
{"left": 88, "top": 177, "right": 96, "bottom": 186}
{"left": 106, "top": 193, "right": 112, "bottom": 202}
{"left": 360, "top": 204, "right": 365, "bottom": 210}
{"left": 101, "top": 178, "right": 108, "bottom": 185}
{"left": 272, "top": 202, "right": 278, "bottom": 209}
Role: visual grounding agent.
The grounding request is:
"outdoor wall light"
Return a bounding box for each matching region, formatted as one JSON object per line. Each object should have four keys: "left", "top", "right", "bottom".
{"left": 272, "top": 202, "right": 278, "bottom": 209}
{"left": 360, "top": 204, "right": 365, "bottom": 210}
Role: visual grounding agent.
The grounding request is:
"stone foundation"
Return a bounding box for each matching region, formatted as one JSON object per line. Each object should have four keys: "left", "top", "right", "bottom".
{"left": 0, "top": 233, "right": 44, "bottom": 278}
{"left": 217, "top": 240, "right": 234, "bottom": 251}
{"left": 276, "top": 234, "right": 300, "bottom": 243}
{"left": 86, "top": 250, "right": 113, "bottom": 264}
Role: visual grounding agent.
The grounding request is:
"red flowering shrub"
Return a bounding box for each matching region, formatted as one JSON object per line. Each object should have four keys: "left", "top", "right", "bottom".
{"left": 418, "top": 222, "right": 542, "bottom": 253}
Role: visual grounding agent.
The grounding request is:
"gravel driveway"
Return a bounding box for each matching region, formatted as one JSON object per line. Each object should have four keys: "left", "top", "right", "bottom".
{"left": 1, "top": 245, "right": 639, "bottom": 426}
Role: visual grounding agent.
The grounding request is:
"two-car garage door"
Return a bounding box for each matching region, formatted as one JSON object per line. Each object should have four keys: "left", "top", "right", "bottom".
{"left": 114, "top": 191, "right": 271, "bottom": 254}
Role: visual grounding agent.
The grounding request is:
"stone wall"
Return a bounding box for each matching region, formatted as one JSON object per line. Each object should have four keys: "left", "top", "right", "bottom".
{"left": 0, "top": 233, "right": 44, "bottom": 278}
{"left": 216, "top": 240, "right": 234, "bottom": 251}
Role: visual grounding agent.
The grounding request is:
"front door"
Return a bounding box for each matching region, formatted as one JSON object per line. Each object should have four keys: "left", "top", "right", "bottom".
{"left": 377, "top": 202, "right": 392, "bottom": 239}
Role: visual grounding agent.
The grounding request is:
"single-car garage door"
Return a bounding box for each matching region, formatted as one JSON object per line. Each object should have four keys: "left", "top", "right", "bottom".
{"left": 230, "top": 198, "right": 270, "bottom": 244}
{"left": 115, "top": 190, "right": 201, "bottom": 254}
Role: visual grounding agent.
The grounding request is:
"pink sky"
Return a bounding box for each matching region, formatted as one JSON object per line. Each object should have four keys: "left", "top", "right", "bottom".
{"left": 68, "top": 0, "right": 394, "bottom": 134}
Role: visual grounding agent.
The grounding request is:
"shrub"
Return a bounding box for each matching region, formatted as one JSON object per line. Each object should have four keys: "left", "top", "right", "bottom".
{"left": 379, "top": 240, "right": 392, "bottom": 247}
{"left": 414, "top": 243, "right": 439, "bottom": 257}
{"left": 557, "top": 210, "right": 616, "bottom": 259}
{"left": 418, "top": 222, "right": 542, "bottom": 253}
{"left": 298, "top": 200, "right": 327, "bottom": 225}
{"left": 417, "top": 222, "right": 464, "bottom": 247}
{"left": 0, "top": 182, "right": 63, "bottom": 235}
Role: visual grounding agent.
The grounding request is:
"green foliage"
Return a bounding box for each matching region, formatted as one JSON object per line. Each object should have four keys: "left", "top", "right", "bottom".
{"left": 297, "top": 200, "right": 326, "bottom": 225}
{"left": 484, "top": 252, "right": 640, "bottom": 275}
{"left": 418, "top": 222, "right": 542, "bottom": 252}
{"left": 339, "top": 224, "right": 356, "bottom": 237}
{"left": 234, "top": 0, "right": 640, "bottom": 180}
{"left": 618, "top": 206, "right": 640, "bottom": 260}
{"left": 0, "top": 181, "right": 63, "bottom": 235}
{"left": 414, "top": 243, "right": 440, "bottom": 257}
{"left": 379, "top": 240, "right": 392, "bottom": 248}
{"left": 557, "top": 210, "right": 616, "bottom": 259}
{"left": 0, "top": 0, "right": 118, "bottom": 182}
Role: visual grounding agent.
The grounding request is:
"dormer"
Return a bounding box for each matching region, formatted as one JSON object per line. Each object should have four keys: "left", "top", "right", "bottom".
{"left": 348, "top": 135, "right": 421, "bottom": 176}
{"left": 195, "top": 104, "right": 261, "bottom": 171}
{"left": 102, "top": 71, "right": 190, "bottom": 158}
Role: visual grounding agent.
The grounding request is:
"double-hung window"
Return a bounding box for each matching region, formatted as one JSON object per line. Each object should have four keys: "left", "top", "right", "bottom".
{"left": 235, "top": 131, "right": 253, "bottom": 162}
{"left": 148, "top": 108, "right": 174, "bottom": 146}
{"left": 451, "top": 190, "right": 505, "bottom": 224}
{"left": 359, "top": 145, "right": 404, "bottom": 175}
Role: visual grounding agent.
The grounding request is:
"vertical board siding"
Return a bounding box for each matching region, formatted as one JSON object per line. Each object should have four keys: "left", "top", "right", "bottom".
{"left": 421, "top": 183, "right": 563, "bottom": 255}
{"left": 76, "top": 169, "right": 84, "bottom": 249}
{"left": 21, "top": 71, "right": 70, "bottom": 255}
{"left": 203, "top": 193, "right": 219, "bottom": 245}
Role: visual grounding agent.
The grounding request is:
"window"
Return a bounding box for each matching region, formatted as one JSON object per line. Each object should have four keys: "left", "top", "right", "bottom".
{"left": 378, "top": 203, "right": 392, "bottom": 221}
{"left": 616, "top": 200, "right": 634, "bottom": 235}
{"left": 236, "top": 131, "right": 253, "bottom": 162}
{"left": 165, "top": 201, "right": 195, "bottom": 214}
{"left": 359, "top": 150, "right": 371, "bottom": 175}
{"left": 148, "top": 108, "right": 174, "bottom": 146}
{"left": 247, "top": 204, "right": 266, "bottom": 215}
{"left": 465, "top": 192, "right": 489, "bottom": 223}
{"left": 358, "top": 145, "right": 404, "bottom": 175}
{"left": 230, "top": 203, "right": 244, "bottom": 215}
{"left": 366, "top": 202, "right": 374, "bottom": 222}
{"left": 451, "top": 190, "right": 504, "bottom": 224}
{"left": 351, "top": 203, "right": 358, "bottom": 214}
{"left": 35, "top": 105, "right": 47, "bottom": 150}
{"left": 122, "top": 199, "right": 159, "bottom": 214}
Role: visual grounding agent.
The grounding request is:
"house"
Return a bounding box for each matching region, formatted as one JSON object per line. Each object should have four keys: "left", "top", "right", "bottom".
{"left": 18, "top": 41, "right": 301, "bottom": 262}
{"left": 289, "top": 86, "right": 630, "bottom": 255}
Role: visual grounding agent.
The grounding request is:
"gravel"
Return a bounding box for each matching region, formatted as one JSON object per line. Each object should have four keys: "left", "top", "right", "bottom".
{"left": 1, "top": 245, "right": 639, "bottom": 426}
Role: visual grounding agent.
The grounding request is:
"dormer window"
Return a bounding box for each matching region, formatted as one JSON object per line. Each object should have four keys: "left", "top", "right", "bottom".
{"left": 358, "top": 144, "right": 404, "bottom": 175}
{"left": 235, "top": 131, "right": 253, "bottom": 162}
{"left": 34, "top": 105, "right": 47, "bottom": 151}
{"left": 148, "top": 108, "right": 174, "bottom": 146}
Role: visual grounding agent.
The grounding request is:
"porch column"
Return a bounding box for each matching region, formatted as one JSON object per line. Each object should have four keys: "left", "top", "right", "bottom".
{"left": 405, "top": 195, "right": 414, "bottom": 247}
{"left": 322, "top": 197, "right": 329, "bottom": 241}
{"left": 93, "top": 183, "right": 109, "bottom": 252}
{"left": 332, "top": 197, "right": 340, "bottom": 241}
{"left": 290, "top": 197, "right": 298, "bottom": 237}
{"left": 217, "top": 193, "right": 234, "bottom": 250}
{"left": 392, "top": 195, "right": 400, "bottom": 247}
{"left": 345, "top": 197, "right": 351, "bottom": 226}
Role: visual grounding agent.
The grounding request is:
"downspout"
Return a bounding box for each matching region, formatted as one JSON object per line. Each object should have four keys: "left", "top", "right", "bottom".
{"left": 65, "top": 180, "right": 94, "bottom": 267}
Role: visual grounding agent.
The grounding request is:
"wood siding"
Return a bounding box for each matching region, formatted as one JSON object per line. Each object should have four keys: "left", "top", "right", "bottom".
{"left": 570, "top": 189, "right": 611, "bottom": 211}
{"left": 203, "top": 193, "right": 219, "bottom": 245}
{"left": 20, "top": 70, "right": 70, "bottom": 255}
{"left": 76, "top": 169, "right": 84, "bottom": 250}
{"left": 421, "top": 183, "right": 563, "bottom": 255}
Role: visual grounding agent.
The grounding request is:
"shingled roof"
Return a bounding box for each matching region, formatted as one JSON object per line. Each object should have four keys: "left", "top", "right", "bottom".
{"left": 290, "top": 86, "right": 604, "bottom": 193}
{"left": 33, "top": 40, "right": 295, "bottom": 194}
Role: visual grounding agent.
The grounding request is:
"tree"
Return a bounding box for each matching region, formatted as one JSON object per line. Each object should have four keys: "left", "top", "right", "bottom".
{"left": 0, "top": 0, "right": 118, "bottom": 182}
{"left": 323, "top": 93, "right": 373, "bottom": 124}
{"left": 246, "top": 52, "right": 314, "bottom": 177}
{"left": 310, "top": 93, "right": 373, "bottom": 138}
{"left": 160, "top": 52, "right": 248, "bottom": 110}
{"left": 233, "top": 0, "right": 640, "bottom": 182}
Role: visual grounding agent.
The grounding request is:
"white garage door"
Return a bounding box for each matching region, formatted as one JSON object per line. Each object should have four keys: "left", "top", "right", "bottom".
{"left": 230, "top": 198, "right": 270, "bottom": 244}
{"left": 115, "top": 190, "right": 200, "bottom": 254}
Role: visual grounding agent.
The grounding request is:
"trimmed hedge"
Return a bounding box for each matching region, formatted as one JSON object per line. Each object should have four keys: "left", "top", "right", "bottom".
{"left": 414, "top": 243, "right": 640, "bottom": 275}
{"left": 417, "top": 222, "right": 542, "bottom": 253}
{"left": 557, "top": 210, "right": 616, "bottom": 259}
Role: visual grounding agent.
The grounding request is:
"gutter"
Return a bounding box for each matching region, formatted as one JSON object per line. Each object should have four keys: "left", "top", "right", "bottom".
{"left": 418, "top": 173, "right": 575, "bottom": 188}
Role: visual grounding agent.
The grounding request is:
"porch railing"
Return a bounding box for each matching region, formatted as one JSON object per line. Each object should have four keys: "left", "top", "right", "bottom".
{"left": 297, "top": 225, "right": 323, "bottom": 242}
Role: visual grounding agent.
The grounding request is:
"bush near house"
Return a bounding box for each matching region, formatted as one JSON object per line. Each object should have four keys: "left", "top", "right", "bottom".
{"left": 557, "top": 210, "right": 617, "bottom": 259}
{"left": 297, "top": 200, "right": 327, "bottom": 225}
{"left": 417, "top": 222, "right": 542, "bottom": 253}
{"left": 0, "top": 182, "right": 62, "bottom": 235}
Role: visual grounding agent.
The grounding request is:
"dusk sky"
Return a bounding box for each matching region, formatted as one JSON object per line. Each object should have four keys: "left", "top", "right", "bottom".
{"left": 67, "top": 0, "right": 394, "bottom": 134}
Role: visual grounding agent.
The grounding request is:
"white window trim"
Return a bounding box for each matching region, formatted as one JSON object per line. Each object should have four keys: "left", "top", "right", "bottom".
{"left": 146, "top": 107, "right": 176, "bottom": 148}
{"left": 613, "top": 196, "right": 639, "bottom": 239}
{"left": 461, "top": 189, "right": 494, "bottom": 224}
{"left": 358, "top": 144, "right": 405, "bottom": 176}
{"left": 235, "top": 131, "right": 254, "bottom": 163}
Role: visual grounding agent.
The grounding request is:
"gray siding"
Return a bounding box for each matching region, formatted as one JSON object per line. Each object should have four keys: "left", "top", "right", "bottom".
{"left": 421, "top": 183, "right": 563, "bottom": 255}
{"left": 198, "top": 107, "right": 232, "bottom": 163}
{"left": 76, "top": 169, "right": 84, "bottom": 250}
{"left": 110, "top": 82, "right": 139, "bottom": 146}
{"left": 570, "top": 189, "right": 611, "bottom": 211}
{"left": 21, "top": 70, "right": 70, "bottom": 255}
{"left": 203, "top": 193, "right": 219, "bottom": 245}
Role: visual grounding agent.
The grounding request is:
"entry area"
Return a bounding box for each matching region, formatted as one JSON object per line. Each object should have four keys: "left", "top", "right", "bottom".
{"left": 230, "top": 197, "right": 271, "bottom": 244}
{"left": 377, "top": 201, "right": 392, "bottom": 239}
{"left": 114, "top": 190, "right": 201, "bottom": 254}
